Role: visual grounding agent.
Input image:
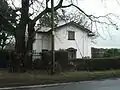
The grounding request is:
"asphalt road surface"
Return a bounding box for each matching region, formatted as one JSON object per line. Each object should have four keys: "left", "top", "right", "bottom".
{"left": 6, "top": 78, "right": 120, "bottom": 90}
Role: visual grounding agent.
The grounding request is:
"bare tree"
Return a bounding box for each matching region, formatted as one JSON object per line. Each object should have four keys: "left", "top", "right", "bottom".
{"left": 0, "top": 0, "right": 119, "bottom": 71}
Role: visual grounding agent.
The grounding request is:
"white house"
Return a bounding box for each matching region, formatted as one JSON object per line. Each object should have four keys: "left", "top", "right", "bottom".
{"left": 33, "top": 21, "right": 94, "bottom": 59}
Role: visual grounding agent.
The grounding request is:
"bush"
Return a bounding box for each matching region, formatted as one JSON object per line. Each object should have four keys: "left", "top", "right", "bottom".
{"left": 70, "top": 58, "right": 120, "bottom": 71}
{"left": 33, "top": 51, "right": 52, "bottom": 70}
{"left": 55, "top": 50, "right": 68, "bottom": 70}
{"left": 0, "top": 50, "right": 9, "bottom": 68}
{"left": 34, "top": 50, "right": 68, "bottom": 71}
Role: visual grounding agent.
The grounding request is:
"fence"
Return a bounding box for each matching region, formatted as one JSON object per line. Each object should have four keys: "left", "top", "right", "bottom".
{"left": 32, "top": 52, "right": 41, "bottom": 61}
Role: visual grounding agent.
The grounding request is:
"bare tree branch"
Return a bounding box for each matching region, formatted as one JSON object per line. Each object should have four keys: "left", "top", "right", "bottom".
{"left": 116, "top": 0, "right": 120, "bottom": 6}
{"left": 10, "top": 0, "right": 17, "bottom": 10}
{"left": 46, "top": 0, "right": 50, "bottom": 8}
{"left": 33, "top": 0, "right": 64, "bottom": 23}
{"left": 30, "top": 0, "right": 120, "bottom": 41}
{"left": 62, "top": 4, "right": 119, "bottom": 31}
{"left": 33, "top": 8, "right": 48, "bottom": 23}
{"left": 94, "top": 21, "right": 106, "bottom": 40}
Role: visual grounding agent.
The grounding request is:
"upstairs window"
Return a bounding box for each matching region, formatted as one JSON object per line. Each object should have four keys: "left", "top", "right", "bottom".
{"left": 68, "top": 31, "right": 75, "bottom": 40}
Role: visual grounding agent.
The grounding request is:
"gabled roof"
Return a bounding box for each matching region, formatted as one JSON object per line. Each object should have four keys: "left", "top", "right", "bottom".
{"left": 37, "top": 21, "right": 94, "bottom": 36}
{"left": 53, "top": 21, "right": 92, "bottom": 33}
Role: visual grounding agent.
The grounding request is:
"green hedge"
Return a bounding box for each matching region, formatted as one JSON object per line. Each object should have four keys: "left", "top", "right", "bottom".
{"left": 70, "top": 58, "right": 120, "bottom": 71}
{"left": 34, "top": 50, "right": 68, "bottom": 71}
{"left": 0, "top": 50, "right": 9, "bottom": 68}
{"left": 55, "top": 50, "right": 68, "bottom": 70}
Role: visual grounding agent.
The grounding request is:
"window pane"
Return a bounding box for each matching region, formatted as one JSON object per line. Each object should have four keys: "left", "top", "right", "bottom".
{"left": 68, "top": 31, "right": 75, "bottom": 40}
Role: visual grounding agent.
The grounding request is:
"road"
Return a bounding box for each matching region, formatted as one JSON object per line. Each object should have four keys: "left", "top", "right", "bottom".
{"left": 6, "top": 78, "right": 120, "bottom": 90}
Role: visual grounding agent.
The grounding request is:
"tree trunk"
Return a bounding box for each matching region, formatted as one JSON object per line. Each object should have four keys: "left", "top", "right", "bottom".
{"left": 14, "top": 0, "right": 29, "bottom": 72}
{"left": 15, "top": 25, "right": 26, "bottom": 72}
{"left": 25, "top": 21, "right": 35, "bottom": 69}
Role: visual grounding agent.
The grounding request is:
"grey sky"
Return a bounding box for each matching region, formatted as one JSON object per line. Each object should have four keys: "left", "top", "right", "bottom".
{"left": 8, "top": 0, "right": 120, "bottom": 48}
{"left": 78, "top": 0, "right": 120, "bottom": 48}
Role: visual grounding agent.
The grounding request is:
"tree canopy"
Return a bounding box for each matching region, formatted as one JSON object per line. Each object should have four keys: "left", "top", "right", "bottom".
{"left": 0, "top": 0, "right": 17, "bottom": 49}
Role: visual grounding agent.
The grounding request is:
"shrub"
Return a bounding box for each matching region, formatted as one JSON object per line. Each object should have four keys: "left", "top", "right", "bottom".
{"left": 0, "top": 50, "right": 9, "bottom": 68}
{"left": 55, "top": 50, "right": 68, "bottom": 71}
{"left": 35, "top": 50, "right": 68, "bottom": 71}
{"left": 70, "top": 58, "right": 120, "bottom": 71}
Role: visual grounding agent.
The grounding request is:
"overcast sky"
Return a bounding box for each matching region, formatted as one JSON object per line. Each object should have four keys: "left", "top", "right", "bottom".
{"left": 78, "top": 0, "right": 120, "bottom": 48}
{"left": 9, "top": 0, "right": 120, "bottom": 48}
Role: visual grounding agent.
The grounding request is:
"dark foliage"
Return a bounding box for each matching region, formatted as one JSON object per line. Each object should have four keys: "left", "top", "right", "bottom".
{"left": 0, "top": 50, "right": 9, "bottom": 68}
{"left": 0, "top": 0, "right": 17, "bottom": 25}
{"left": 0, "top": 32, "right": 8, "bottom": 49}
{"left": 70, "top": 58, "right": 120, "bottom": 71}
{"left": 104, "top": 49, "right": 120, "bottom": 57}
{"left": 0, "top": 0, "right": 17, "bottom": 49}
{"left": 55, "top": 50, "right": 68, "bottom": 70}
{"left": 33, "top": 50, "right": 68, "bottom": 72}
{"left": 8, "top": 51, "right": 26, "bottom": 72}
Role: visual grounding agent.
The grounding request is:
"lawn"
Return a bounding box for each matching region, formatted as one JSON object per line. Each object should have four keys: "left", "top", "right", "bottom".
{"left": 0, "top": 69, "right": 120, "bottom": 87}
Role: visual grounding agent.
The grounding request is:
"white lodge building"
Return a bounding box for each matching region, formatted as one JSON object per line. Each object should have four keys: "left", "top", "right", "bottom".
{"left": 33, "top": 21, "right": 94, "bottom": 59}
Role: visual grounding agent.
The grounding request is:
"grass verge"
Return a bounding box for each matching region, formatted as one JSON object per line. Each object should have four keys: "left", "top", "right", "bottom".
{"left": 0, "top": 69, "right": 120, "bottom": 87}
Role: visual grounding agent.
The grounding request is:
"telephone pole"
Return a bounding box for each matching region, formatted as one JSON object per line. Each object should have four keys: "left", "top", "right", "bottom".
{"left": 51, "top": 0, "right": 55, "bottom": 75}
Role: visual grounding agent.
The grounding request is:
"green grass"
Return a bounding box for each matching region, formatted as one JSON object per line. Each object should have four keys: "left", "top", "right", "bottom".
{"left": 0, "top": 70, "right": 120, "bottom": 82}
{"left": 60, "top": 70, "right": 120, "bottom": 78}
{"left": 1, "top": 69, "right": 120, "bottom": 79}
{"left": 0, "top": 69, "right": 120, "bottom": 87}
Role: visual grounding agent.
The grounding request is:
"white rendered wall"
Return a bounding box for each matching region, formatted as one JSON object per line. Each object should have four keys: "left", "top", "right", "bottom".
{"left": 54, "top": 25, "right": 92, "bottom": 58}
{"left": 33, "top": 25, "right": 92, "bottom": 58}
